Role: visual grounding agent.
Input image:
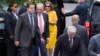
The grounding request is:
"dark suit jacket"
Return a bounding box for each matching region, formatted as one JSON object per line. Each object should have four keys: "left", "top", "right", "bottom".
{"left": 74, "top": 24, "right": 89, "bottom": 46}
{"left": 54, "top": 34, "right": 82, "bottom": 56}
{"left": 4, "top": 12, "right": 18, "bottom": 37}
{"left": 88, "top": 33, "right": 100, "bottom": 56}
{"left": 35, "top": 12, "right": 49, "bottom": 40}
{"left": 52, "top": 0, "right": 65, "bottom": 37}
{"left": 73, "top": 24, "right": 89, "bottom": 56}
{"left": 64, "top": 24, "right": 89, "bottom": 46}
{"left": 15, "top": 12, "right": 39, "bottom": 47}
{"left": 65, "top": 3, "right": 90, "bottom": 25}
{"left": 64, "top": 24, "right": 89, "bottom": 56}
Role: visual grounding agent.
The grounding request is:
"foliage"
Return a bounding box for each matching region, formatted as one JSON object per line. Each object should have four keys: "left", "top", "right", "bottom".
{"left": 5, "top": 0, "right": 47, "bottom": 5}
{"left": 34, "top": 0, "right": 47, "bottom": 4}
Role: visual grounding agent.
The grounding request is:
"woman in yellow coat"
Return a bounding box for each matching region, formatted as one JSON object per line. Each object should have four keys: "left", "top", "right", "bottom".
{"left": 45, "top": 1, "right": 58, "bottom": 56}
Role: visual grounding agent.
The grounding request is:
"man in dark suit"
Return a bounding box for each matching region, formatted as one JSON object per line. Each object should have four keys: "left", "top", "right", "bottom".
{"left": 62, "top": 0, "right": 90, "bottom": 25}
{"left": 54, "top": 26, "right": 82, "bottom": 56}
{"left": 4, "top": 3, "right": 18, "bottom": 56}
{"left": 88, "top": 33, "right": 100, "bottom": 56}
{"left": 31, "top": 3, "right": 49, "bottom": 56}
{"left": 64, "top": 15, "right": 89, "bottom": 56}
{"left": 15, "top": 3, "right": 39, "bottom": 56}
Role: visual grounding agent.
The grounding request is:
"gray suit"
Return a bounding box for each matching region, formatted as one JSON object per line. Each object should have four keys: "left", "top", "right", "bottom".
{"left": 64, "top": 24, "right": 89, "bottom": 56}
{"left": 88, "top": 33, "right": 100, "bottom": 56}
{"left": 15, "top": 12, "right": 39, "bottom": 56}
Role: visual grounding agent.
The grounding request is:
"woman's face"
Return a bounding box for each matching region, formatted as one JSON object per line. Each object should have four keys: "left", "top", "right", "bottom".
{"left": 11, "top": 4, "right": 18, "bottom": 12}
{"left": 45, "top": 4, "right": 51, "bottom": 12}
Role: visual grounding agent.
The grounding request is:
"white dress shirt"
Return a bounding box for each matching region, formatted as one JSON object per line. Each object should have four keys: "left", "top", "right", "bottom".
{"left": 13, "top": 12, "right": 18, "bottom": 20}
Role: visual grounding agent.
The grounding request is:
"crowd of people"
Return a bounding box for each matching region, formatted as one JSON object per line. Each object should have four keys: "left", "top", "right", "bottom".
{"left": 2, "top": 0, "right": 100, "bottom": 56}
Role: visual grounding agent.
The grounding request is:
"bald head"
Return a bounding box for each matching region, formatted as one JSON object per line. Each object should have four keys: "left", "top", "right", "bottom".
{"left": 72, "top": 15, "right": 80, "bottom": 24}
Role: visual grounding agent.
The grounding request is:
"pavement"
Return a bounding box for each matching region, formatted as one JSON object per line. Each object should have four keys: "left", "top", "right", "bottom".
{"left": 64, "top": 3, "right": 78, "bottom": 28}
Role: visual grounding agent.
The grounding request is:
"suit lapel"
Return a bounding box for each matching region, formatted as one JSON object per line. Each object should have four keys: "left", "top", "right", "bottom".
{"left": 35, "top": 13, "right": 38, "bottom": 24}
{"left": 42, "top": 13, "right": 45, "bottom": 31}
{"left": 64, "top": 34, "right": 70, "bottom": 48}
{"left": 25, "top": 13, "right": 31, "bottom": 29}
{"left": 71, "top": 36, "right": 76, "bottom": 49}
{"left": 33, "top": 14, "right": 37, "bottom": 27}
{"left": 11, "top": 12, "right": 18, "bottom": 21}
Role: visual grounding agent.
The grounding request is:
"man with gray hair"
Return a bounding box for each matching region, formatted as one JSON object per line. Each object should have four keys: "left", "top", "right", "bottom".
{"left": 34, "top": 3, "right": 49, "bottom": 56}
{"left": 54, "top": 26, "right": 82, "bottom": 56}
{"left": 64, "top": 15, "right": 89, "bottom": 56}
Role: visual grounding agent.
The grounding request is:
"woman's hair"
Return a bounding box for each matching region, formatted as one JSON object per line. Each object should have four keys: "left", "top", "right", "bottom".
{"left": 45, "top": 1, "right": 54, "bottom": 10}
{"left": 7, "top": 3, "right": 16, "bottom": 12}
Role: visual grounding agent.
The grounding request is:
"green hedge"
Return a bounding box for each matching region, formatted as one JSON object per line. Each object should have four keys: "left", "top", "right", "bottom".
{"left": 5, "top": 0, "right": 47, "bottom": 5}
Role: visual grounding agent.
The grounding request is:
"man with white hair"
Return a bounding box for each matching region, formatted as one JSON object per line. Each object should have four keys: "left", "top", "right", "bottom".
{"left": 54, "top": 26, "right": 82, "bottom": 56}
{"left": 34, "top": 3, "right": 49, "bottom": 56}
{"left": 64, "top": 15, "right": 89, "bottom": 56}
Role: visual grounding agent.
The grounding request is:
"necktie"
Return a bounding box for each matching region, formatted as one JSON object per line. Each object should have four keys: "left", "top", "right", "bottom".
{"left": 69, "top": 38, "right": 73, "bottom": 48}
{"left": 30, "top": 14, "right": 35, "bottom": 38}
{"left": 30, "top": 14, "right": 34, "bottom": 27}
{"left": 38, "top": 14, "right": 43, "bottom": 34}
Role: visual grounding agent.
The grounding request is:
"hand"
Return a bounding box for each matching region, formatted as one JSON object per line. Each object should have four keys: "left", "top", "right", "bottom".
{"left": 10, "top": 35, "right": 14, "bottom": 39}
{"left": 41, "top": 38, "right": 45, "bottom": 43}
{"left": 61, "top": 8, "right": 67, "bottom": 14}
{"left": 46, "top": 38, "right": 49, "bottom": 43}
{"left": 15, "top": 41, "right": 19, "bottom": 47}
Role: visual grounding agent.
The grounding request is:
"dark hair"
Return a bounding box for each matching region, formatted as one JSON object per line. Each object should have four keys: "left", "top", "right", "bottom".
{"left": 7, "top": 3, "right": 16, "bottom": 12}
{"left": 26, "top": 3, "right": 35, "bottom": 8}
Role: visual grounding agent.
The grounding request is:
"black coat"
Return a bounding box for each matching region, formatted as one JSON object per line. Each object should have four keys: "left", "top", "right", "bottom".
{"left": 51, "top": 0, "right": 65, "bottom": 36}
{"left": 54, "top": 34, "right": 82, "bottom": 56}
{"left": 4, "top": 12, "right": 18, "bottom": 37}
{"left": 4, "top": 12, "right": 18, "bottom": 56}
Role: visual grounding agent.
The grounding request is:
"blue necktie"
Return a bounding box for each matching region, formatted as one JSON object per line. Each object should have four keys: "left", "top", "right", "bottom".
{"left": 30, "top": 14, "right": 34, "bottom": 26}
{"left": 30, "top": 14, "right": 35, "bottom": 38}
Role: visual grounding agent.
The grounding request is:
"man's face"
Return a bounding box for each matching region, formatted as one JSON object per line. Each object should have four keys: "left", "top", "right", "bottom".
{"left": 68, "top": 32, "right": 76, "bottom": 38}
{"left": 36, "top": 6, "right": 44, "bottom": 13}
{"left": 27, "top": 4, "right": 35, "bottom": 13}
